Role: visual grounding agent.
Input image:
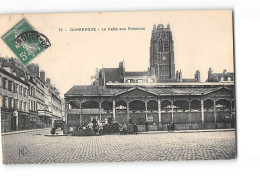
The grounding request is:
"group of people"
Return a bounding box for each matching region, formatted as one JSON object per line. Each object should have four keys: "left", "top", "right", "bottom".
{"left": 75, "top": 121, "right": 139, "bottom": 136}
{"left": 119, "top": 123, "right": 138, "bottom": 135}
{"left": 50, "top": 117, "right": 176, "bottom": 136}
{"left": 77, "top": 119, "right": 105, "bottom": 136}
{"left": 167, "top": 122, "right": 175, "bottom": 132}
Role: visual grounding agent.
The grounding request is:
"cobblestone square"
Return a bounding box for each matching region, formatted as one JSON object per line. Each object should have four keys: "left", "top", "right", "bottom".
{"left": 2, "top": 129, "right": 236, "bottom": 164}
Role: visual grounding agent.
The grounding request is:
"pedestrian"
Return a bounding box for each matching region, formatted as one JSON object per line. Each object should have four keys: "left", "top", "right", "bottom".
{"left": 98, "top": 122, "right": 103, "bottom": 135}
{"left": 167, "top": 123, "right": 170, "bottom": 132}
{"left": 171, "top": 122, "right": 175, "bottom": 132}
{"left": 123, "top": 123, "right": 128, "bottom": 135}
{"left": 87, "top": 122, "right": 94, "bottom": 135}
{"left": 133, "top": 124, "right": 138, "bottom": 135}
{"left": 50, "top": 124, "right": 56, "bottom": 135}
{"left": 128, "top": 123, "right": 133, "bottom": 135}
{"left": 119, "top": 124, "right": 123, "bottom": 135}
{"left": 145, "top": 121, "right": 149, "bottom": 132}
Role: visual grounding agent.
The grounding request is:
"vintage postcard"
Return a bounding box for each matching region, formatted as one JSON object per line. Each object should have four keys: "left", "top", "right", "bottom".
{"left": 0, "top": 10, "right": 236, "bottom": 164}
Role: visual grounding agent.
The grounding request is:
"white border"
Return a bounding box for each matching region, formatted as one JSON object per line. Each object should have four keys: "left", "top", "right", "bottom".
{"left": 1, "top": 0, "right": 260, "bottom": 176}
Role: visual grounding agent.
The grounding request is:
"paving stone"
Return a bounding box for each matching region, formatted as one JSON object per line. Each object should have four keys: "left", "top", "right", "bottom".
{"left": 2, "top": 129, "right": 236, "bottom": 164}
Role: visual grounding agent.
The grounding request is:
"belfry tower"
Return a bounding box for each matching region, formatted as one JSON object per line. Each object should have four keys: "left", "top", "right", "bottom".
{"left": 149, "top": 23, "right": 175, "bottom": 80}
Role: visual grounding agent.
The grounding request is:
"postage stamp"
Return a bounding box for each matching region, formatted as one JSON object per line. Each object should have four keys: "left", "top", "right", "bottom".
{"left": 1, "top": 18, "right": 51, "bottom": 65}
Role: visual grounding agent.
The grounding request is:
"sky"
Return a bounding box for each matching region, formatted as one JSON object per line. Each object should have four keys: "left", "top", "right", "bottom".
{"left": 0, "top": 10, "right": 234, "bottom": 97}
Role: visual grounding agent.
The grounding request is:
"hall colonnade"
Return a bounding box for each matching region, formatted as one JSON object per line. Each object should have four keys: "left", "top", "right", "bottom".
{"left": 64, "top": 83, "right": 235, "bottom": 130}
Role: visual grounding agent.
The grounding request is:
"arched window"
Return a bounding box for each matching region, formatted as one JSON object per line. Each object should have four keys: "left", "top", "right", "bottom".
{"left": 164, "top": 39, "right": 169, "bottom": 52}
{"left": 158, "top": 38, "right": 163, "bottom": 52}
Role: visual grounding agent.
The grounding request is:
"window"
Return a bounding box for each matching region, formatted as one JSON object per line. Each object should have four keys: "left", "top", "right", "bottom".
{"left": 8, "top": 81, "right": 13, "bottom": 92}
{"left": 19, "top": 100, "right": 23, "bottom": 111}
{"left": 16, "top": 84, "right": 19, "bottom": 93}
{"left": 8, "top": 97, "right": 13, "bottom": 109}
{"left": 149, "top": 79, "right": 154, "bottom": 83}
{"left": 158, "top": 38, "right": 163, "bottom": 52}
{"left": 14, "top": 99, "right": 18, "bottom": 110}
{"left": 23, "top": 87, "right": 26, "bottom": 97}
{"left": 24, "top": 102, "right": 27, "bottom": 112}
{"left": 30, "top": 100, "right": 33, "bottom": 111}
{"left": 3, "top": 78, "right": 7, "bottom": 89}
{"left": 224, "top": 76, "right": 228, "bottom": 81}
{"left": 20, "top": 86, "right": 23, "bottom": 95}
{"left": 3, "top": 96, "right": 8, "bottom": 108}
{"left": 13, "top": 82, "right": 16, "bottom": 93}
{"left": 164, "top": 39, "right": 169, "bottom": 52}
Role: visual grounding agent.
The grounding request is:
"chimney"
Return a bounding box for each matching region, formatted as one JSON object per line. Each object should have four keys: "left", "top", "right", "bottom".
{"left": 179, "top": 70, "right": 182, "bottom": 82}
{"left": 46, "top": 78, "right": 51, "bottom": 87}
{"left": 167, "top": 23, "right": 170, "bottom": 30}
{"left": 208, "top": 68, "right": 213, "bottom": 82}
{"left": 35, "top": 64, "right": 39, "bottom": 76}
{"left": 195, "top": 70, "right": 200, "bottom": 82}
{"left": 176, "top": 71, "right": 179, "bottom": 81}
{"left": 40, "top": 71, "right": 45, "bottom": 82}
{"left": 153, "top": 23, "right": 156, "bottom": 29}
{"left": 27, "top": 63, "right": 36, "bottom": 73}
{"left": 55, "top": 89, "right": 60, "bottom": 96}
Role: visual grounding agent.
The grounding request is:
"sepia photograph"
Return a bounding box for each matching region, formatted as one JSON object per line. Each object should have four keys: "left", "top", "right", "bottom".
{"left": 0, "top": 10, "right": 236, "bottom": 164}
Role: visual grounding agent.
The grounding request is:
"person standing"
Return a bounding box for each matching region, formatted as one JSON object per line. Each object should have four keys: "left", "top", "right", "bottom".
{"left": 87, "top": 122, "right": 94, "bottom": 135}
{"left": 171, "top": 122, "right": 175, "bottom": 132}
{"left": 128, "top": 123, "right": 133, "bottom": 135}
{"left": 167, "top": 123, "right": 171, "bottom": 132}
{"left": 50, "top": 123, "right": 57, "bottom": 135}
{"left": 133, "top": 124, "right": 138, "bottom": 135}
{"left": 123, "top": 123, "right": 128, "bottom": 135}
{"left": 145, "top": 121, "right": 149, "bottom": 132}
{"left": 98, "top": 122, "right": 103, "bottom": 135}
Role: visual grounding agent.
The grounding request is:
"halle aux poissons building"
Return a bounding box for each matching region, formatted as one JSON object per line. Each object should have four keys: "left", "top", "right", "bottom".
{"left": 64, "top": 24, "right": 235, "bottom": 130}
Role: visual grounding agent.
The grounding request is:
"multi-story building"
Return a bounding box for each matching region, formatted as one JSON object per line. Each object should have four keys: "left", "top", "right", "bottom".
{"left": 50, "top": 86, "right": 62, "bottom": 119}
{"left": 1, "top": 57, "right": 63, "bottom": 132}
{"left": 27, "top": 64, "right": 62, "bottom": 125}
{"left": 0, "top": 57, "right": 30, "bottom": 132}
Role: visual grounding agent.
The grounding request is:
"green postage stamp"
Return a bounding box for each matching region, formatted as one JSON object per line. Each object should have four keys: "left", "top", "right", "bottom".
{"left": 1, "top": 18, "right": 51, "bottom": 65}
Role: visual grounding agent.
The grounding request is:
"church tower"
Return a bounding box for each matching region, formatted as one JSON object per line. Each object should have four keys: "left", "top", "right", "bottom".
{"left": 149, "top": 23, "right": 175, "bottom": 80}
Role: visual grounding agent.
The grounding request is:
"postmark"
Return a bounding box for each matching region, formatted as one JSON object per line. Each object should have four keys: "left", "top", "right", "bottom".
{"left": 1, "top": 18, "right": 51, "bottom": 65}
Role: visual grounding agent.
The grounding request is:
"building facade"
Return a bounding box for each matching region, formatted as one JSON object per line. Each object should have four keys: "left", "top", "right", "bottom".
{"left": 0, "top": 65, "right": 30, "bottom": 132}
{"left": 1, "top": 57, "right": 63, "bottom": 132}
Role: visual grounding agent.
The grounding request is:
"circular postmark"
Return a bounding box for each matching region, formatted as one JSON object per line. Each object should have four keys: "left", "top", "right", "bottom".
{"left": 15, "top": 31, "right": 51, "bottom": 49}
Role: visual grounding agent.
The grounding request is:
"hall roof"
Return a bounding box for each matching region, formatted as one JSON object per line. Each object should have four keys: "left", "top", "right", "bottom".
{"left": 125, "top": 71, "right": 153, "bottom": 77}
{"left": 65, "top": 85, "right": 233, "bottom": 97}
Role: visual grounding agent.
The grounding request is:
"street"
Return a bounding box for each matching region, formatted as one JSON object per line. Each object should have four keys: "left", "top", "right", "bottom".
{"left": 2, "top": 129, "right": 236, "bottom": 164}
